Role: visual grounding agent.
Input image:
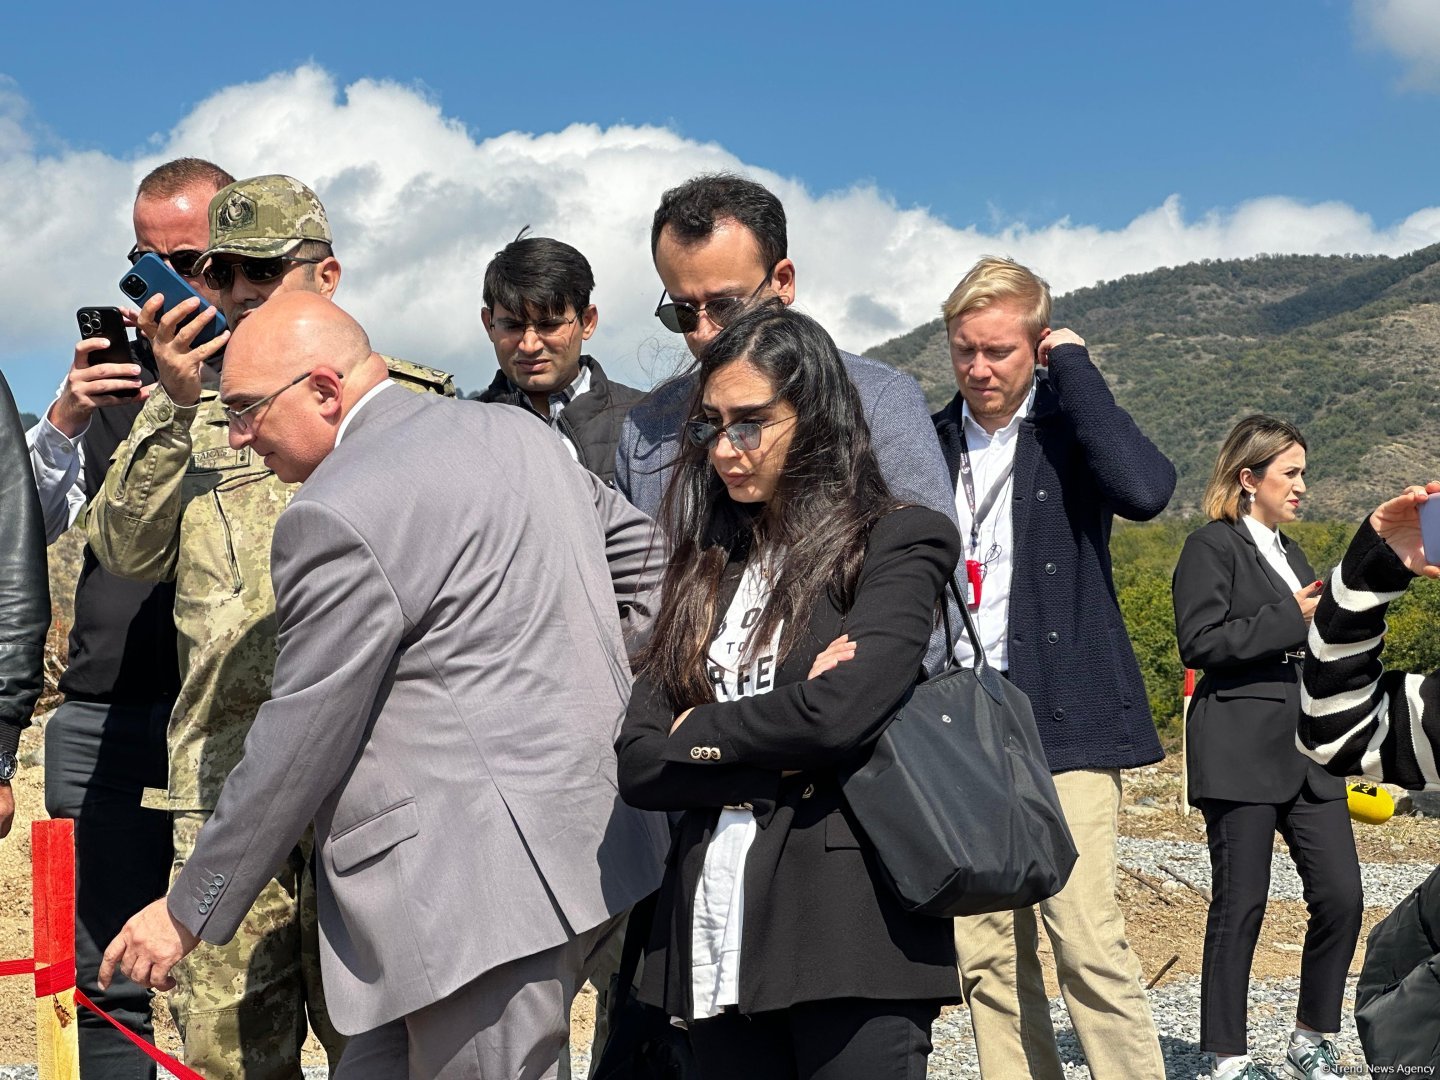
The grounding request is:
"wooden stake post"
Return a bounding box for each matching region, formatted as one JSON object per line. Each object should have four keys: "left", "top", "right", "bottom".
{"left": 33, "top": 819, "right": 79, "bottom": 1080}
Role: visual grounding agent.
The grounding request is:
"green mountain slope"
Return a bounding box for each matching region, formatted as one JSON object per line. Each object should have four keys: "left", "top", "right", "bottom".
{"left": 867, "top": 245, "right": 1440, "bottom": 520}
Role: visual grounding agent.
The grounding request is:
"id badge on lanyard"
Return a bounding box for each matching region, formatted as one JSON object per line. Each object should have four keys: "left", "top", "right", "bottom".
{"left": 964, "top": 558, "right": 984, "bottom": 611}
{"left": 958, "top": 429, "right": 1014, "bottom": 613}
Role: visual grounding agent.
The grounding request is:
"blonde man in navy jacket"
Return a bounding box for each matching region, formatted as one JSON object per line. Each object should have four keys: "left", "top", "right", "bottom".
{"left": 931, "top": 256, "right": 1174, "bottom": 1080}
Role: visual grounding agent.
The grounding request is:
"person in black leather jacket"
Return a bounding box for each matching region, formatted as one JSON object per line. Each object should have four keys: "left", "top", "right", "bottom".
{"left": 0, "top": 370, "right": 51, "bottom": 838}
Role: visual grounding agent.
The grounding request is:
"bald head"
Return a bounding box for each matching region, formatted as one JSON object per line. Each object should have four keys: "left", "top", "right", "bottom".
{"left": 221, "top": 292, "right": 388, "bottom": 483}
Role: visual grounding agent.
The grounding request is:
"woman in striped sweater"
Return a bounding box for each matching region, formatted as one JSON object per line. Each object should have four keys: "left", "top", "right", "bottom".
{"left": 1299, "top": 481, "right": 1440, "bottom": 1075}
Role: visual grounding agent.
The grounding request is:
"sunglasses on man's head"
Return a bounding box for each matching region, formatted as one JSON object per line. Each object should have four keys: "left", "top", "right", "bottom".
{"left": 201, "top": 255, "right": 324, "bottom": 291}
{"left": 127, "top": 245, "right": 204, "bottom": 279}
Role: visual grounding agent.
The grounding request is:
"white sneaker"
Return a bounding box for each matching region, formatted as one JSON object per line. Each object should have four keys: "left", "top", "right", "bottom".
{"left": 1283, "top": 1038, "right": 1340, "bottom": 1079}
{"left": 1213, "top": 1057, "right": 1281, "bottom": 1080}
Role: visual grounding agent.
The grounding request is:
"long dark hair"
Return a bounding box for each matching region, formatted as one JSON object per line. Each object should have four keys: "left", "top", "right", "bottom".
{"left": 640, "top": 301, "right": 899, "bottom": 709}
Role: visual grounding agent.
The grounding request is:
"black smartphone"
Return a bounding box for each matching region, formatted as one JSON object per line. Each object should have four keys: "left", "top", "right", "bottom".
{"left": 118, "top": 253, "right": 228, "bottom": 347}
{"left": 76, "top": 306, "right": 139, "bottom": 399}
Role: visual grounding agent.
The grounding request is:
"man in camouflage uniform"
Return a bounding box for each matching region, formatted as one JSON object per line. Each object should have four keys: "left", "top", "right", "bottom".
{"left": 89, "top": 174, "right": 454, "bottom": 1080}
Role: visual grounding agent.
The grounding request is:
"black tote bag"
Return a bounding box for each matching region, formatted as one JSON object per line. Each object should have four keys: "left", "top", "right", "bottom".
{"left": 841, "top": 579, "right": 1077, "bottom": 917}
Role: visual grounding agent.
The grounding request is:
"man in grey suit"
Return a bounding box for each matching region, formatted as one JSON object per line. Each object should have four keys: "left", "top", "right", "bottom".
{"left": 101, "top": 293, "right": 671, "bottom": 1079}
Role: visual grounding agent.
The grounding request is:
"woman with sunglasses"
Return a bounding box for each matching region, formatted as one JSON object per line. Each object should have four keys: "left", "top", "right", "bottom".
{"left": 616, "top": 301, "right": 962, "bottom": 1079}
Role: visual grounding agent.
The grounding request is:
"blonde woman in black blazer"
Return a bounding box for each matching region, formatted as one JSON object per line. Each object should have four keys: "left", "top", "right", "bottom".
{"left": 617, "top": 303, "right": 961, "bottom": 1080}
{"left": 1172, "top": 415, "right": 1362, "bottom": 1080}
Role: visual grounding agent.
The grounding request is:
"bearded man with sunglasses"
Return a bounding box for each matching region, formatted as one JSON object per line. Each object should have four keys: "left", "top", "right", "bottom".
{"left": 87, "top": 173, "right": 453, "bottom": 1080}
{"left": 616, "top": 175, "right": 957, "bottom": 672}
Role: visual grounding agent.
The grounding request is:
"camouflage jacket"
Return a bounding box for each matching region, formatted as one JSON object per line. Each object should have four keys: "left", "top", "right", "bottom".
{"left": 87, "top": 358, "right": 455, "bottom": 811}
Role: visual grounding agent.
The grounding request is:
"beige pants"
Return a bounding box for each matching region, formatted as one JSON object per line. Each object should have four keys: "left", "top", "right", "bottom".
{"left": 953, "top": 768, "right": 1163, "bottom": 1080}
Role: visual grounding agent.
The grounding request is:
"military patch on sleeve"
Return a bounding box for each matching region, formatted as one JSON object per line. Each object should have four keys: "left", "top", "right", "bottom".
{"left": 382, "top": 355, "right": 457, "bottom": 398}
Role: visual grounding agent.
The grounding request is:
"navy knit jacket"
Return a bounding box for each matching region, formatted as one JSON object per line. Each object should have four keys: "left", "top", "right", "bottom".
{"left": 933, "top": 342, "right": 1174, "bottom": 773}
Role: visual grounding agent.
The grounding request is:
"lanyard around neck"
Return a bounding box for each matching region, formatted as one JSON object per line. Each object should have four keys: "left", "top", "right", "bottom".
{"left": 957, "top": 427, "right": 1015, "bottom": 555}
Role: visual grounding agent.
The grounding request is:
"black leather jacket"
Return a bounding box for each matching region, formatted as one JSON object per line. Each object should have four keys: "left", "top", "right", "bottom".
{"left": 0, "top": 372, "right": 49, "bottom": 755}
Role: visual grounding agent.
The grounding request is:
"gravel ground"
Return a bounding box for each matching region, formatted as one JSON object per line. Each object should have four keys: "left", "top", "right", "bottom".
{"left": 0, "top": 980, "right": 1376, "bottom": 1080}
{"left": 1118, "top": 833, "right": 1436, "bottom": 910}
{"left": 927, "top": 974, "right": 1367, "bottom": 1079}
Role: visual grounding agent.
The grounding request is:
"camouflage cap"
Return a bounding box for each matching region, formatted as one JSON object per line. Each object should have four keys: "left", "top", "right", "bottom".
{"left": 199, "top": 175, "right": 332, "bottom": 263}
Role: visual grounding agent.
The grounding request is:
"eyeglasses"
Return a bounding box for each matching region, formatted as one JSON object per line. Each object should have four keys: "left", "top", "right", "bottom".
{"left": 489, "top": 314, "right": 578, "bottom": 341}
{"left": 654, "top": 264, "right": 777, "bottom": 334}
{"left": 127, "top": 245, "right": 204, "bottom": 279}
{"left": 222, "top": 370, "right": 316, "bottom": 433}
{"left": 202, "top": 256, "right": 324, "bottom": 291}
{"left": 685, "top": 415, "right": 791, "bottom": 453}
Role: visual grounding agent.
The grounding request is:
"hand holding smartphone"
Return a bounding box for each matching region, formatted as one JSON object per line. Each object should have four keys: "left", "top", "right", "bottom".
{"left": 1419, "top": 496, "right": 1440, "bottom": 567}
{"left": 75, "top": 307, "right": 139, "bottom": 399}
{"left": 119, "top": 254, "right": 227, "bottom": 347}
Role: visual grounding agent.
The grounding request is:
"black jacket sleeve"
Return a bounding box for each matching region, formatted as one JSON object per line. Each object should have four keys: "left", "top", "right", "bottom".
{"left": 617, "top": 508, "right": 960, "bottom": 803}
{"left": 0, "top": 373, "right": 50, "bottom": 755}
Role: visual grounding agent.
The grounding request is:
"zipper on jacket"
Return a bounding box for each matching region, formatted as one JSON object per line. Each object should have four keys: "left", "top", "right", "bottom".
{"left": 211, "top": 490, "right": 244, "bottom": 595}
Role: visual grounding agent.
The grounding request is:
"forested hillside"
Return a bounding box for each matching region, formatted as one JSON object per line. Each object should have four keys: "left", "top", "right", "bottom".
{"left": 869, "top": 245, "right": 1440, "bottom": 520}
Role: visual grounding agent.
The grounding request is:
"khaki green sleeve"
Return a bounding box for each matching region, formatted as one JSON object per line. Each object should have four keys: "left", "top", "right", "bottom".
{"left": 86, "top": 384, "right": 199, "bottom": 583}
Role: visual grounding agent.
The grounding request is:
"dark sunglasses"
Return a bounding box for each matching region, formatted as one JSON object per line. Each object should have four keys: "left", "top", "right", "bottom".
{"left": 685, "top": 417, "right": 782, "bottom": 452}
{"left": 202, "top": 255, "right": 324, "bottom": 291}
{"left": 128, "top": 245, "right": 204, "bottom": 279}
{"left": 654, "top": 263, "right": 778, "bottom": 335}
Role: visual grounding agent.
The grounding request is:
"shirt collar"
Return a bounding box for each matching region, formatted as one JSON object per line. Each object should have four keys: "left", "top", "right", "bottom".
{"left": 335, "top": 379, "right": 395, "bottom": 446}
{"left": 1240, "top": 513, "right": 1284, "bottom": 555}
{"left": 960, "top": 381, "right": 1037, "bottom": 442}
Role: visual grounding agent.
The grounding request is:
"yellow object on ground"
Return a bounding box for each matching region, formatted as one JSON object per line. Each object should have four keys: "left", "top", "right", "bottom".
{"left": 1347, "top": 782, "right": 1395, "bottom": 824}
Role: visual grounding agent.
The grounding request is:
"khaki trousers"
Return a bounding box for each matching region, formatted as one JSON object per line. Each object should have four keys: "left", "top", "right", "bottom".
{"left": 953, "top": 768, "right": 1163, "bottom": 1080}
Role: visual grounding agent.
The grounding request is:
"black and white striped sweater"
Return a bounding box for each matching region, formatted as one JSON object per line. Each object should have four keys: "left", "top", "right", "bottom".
{"left": 1299, "top": 519, "right": 1440, "bottom": 791}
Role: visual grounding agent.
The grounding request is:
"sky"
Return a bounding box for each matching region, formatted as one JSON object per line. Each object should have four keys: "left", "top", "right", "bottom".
{"left": 4, "top": 0, "right": 1440, "bottom": 413}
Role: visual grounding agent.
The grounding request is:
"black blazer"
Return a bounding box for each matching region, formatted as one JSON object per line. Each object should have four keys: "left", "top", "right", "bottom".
{"left": 1172, "top": 518, "right": 1345, "bottom": 805}
{"left": 616, "top": 506, "right": 963, "bottom": 1019}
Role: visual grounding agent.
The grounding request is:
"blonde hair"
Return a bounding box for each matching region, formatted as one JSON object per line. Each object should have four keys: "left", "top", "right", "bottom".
{"left": 941, "top": 256, "right": 1052, "bottom": 339}
{"left": 1202, "top": 415, "right": 1308, "bottom": 522}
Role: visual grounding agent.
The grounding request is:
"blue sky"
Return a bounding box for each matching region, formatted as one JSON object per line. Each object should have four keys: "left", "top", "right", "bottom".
{"left": 4, "top": 0, "right": 1439, "bottom": 412}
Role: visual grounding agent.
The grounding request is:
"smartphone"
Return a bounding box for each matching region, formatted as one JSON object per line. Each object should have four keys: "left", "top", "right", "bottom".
{"left": 76, "top": 306, "right": 139, "bottom": 399}
{"left": 1420, "top": 496, "right": 1440, "bottom": 566}
{"left": 118, "top": 253, "right": 227, "bottom": 347}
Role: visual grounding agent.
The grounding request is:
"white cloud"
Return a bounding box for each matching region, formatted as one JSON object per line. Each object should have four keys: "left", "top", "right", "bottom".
{"left": 5, "top": 64, "right": 1440, "bottom": 405}
{"left": 1355, "top": 0, "right": 1440, "bottom": 87}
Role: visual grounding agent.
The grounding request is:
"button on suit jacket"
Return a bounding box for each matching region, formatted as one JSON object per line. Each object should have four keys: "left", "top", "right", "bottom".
{"left": 168, "top": 385, "right": 671, "bottom": 1034}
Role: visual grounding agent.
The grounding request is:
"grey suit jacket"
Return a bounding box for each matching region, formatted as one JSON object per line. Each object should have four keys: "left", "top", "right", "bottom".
{"left": 170, "top": 385, "right": 671, "bottom": 1034}
{"left": 614, "top": 350, "right": 959, "bottom": 672}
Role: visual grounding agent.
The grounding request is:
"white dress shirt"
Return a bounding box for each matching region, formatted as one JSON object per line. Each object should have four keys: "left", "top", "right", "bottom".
{"left": 1241, "top": 513, "right": 1303, "bottom": 592}
{"left": 27, "top": 407, "right": 88, "bottom": 544}
{"left": 951, "top": 385, "right": 1036, "bottom": 670}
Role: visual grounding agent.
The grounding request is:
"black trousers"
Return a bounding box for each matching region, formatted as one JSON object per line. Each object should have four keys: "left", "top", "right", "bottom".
{"left": 687, "top": 998, "right": 940, "bottom": 1080}
{"left": 44, "top": 699, "right": 173, "bottom": 1080}
{"left": 1198, "top": 781, "right": 1364, "bottom": 1055}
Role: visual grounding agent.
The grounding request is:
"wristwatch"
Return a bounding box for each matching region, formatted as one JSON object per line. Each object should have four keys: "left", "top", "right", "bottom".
{"left": 0, "top": 751, "right": 17, "bottom": 784}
